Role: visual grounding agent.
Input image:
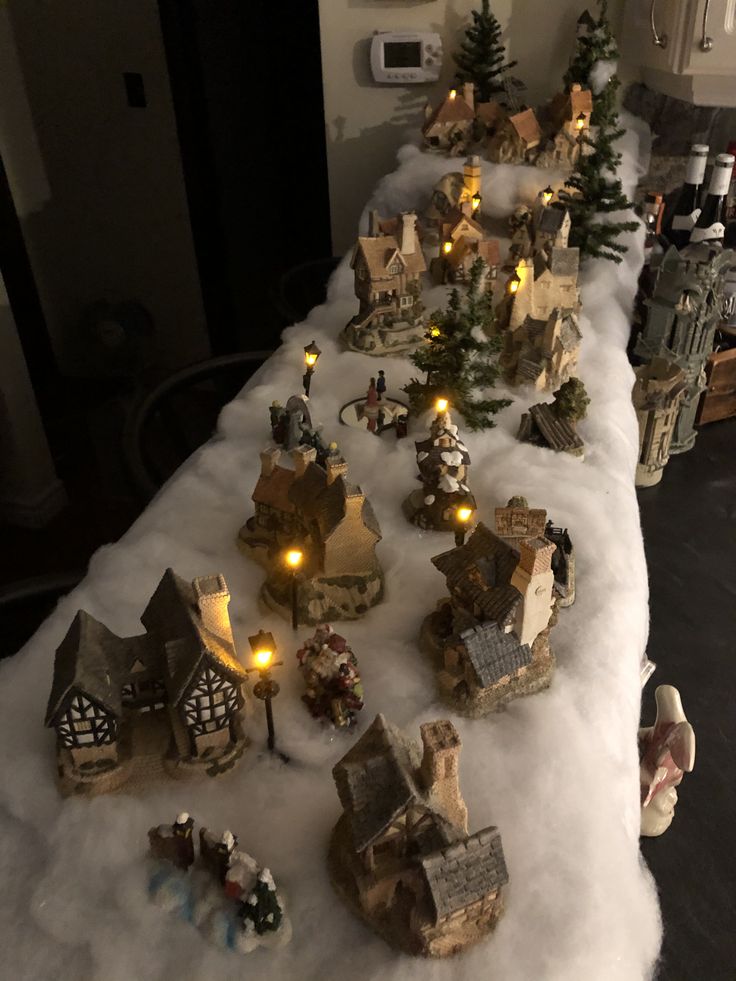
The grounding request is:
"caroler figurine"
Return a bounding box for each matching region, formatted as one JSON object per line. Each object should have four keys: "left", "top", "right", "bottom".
{"left": 296, "top": 624, "right": 364, "bottom": 729}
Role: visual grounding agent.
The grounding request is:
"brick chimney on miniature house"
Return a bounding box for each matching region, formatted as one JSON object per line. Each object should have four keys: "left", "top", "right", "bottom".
{"left": 399, "top": 212, "right": 417, "bottom": 256}
{"left": 463, "top": 155, "right": 482, "bottom": 202}
{"left": 510, "top": 537, "right": 556, "bottom": 646}
{"left": 419, "top": 720, "right": 468, "bottom": 833}
{"left": 260, "top": 446, "right": 281, "bottom": 477}
{"left": 292, "top": 445, "right": 317, "bottom": 478}
{"left": 193, "top": 575, "right": 233, "bottom": 642}
{"left": 326, "top": 455, "right": 349, "bottom": 485}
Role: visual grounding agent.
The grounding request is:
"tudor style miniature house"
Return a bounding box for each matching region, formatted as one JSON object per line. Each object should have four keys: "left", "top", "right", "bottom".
{"left": 46, "top": 570, "right": 249, "bottom": 796}
{"left": 342, "top": 211, "right": 427, "bottom": 355}
{"left": 329, "top": 714, "right": 508, "bottom": 957}
{"left": 421, "top": 522, "right": 557, "bottom": 716}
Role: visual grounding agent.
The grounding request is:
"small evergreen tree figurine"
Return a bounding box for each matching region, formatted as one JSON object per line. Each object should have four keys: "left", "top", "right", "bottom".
{"left": 403, "top": 258, "right": 510, "bottom": 431}
{"left": 242, "top": 869, "right": 283, "bottom": 935}
{"left": 454, "top": 1, "right": 518, "bottom": 104}
{"left": 552, "top": 377, "right": 590, "bottom": 427}
{"left": 558, "top": 3, "right": 638, "bottom": 263}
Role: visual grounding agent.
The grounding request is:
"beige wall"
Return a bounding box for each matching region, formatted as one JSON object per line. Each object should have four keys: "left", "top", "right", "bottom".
{"left": 318, "top": 0, "right": 628, "bottom": 253}
{"left": 3, "top": 0, "right": 209, "bottom": 375}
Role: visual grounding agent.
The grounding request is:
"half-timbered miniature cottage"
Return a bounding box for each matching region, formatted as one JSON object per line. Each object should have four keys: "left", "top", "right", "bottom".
{"left": 420, "top": 523, "right": 557, "bottom": 716}
{"left": 329, "top": 714, "right": 508, "bottom": 957}
{"left": 45, "top": 570, "right": 249, "bottom": 796}
{"left": 240, "top": 445, "right": 384, "bottom": 623}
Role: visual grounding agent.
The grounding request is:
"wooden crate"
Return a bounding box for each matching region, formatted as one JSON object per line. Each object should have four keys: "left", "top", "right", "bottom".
{"left": 697, "top": 348, "right": 736, "bottom": 425}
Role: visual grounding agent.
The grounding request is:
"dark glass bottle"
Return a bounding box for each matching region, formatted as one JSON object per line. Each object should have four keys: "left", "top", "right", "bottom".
{"left": 690, "top": 153, "right": 735, "bottom": 245}
{"left": 665, "top": 144, "right": 709, "bottom": 249}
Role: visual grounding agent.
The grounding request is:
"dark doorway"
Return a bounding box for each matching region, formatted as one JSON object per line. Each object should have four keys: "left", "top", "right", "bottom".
{"left": 158, "top": 0, "right": 333, "bottom": 355}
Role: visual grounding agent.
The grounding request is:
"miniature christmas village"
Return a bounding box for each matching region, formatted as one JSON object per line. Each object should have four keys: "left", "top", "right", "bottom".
{"left": 36, "top": 2, "right": 717, "bottom": 965}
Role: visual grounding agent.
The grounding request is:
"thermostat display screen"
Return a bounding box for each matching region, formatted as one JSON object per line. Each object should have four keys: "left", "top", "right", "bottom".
{"left": 384, "top": 41, "right": 422, "bottom": 68}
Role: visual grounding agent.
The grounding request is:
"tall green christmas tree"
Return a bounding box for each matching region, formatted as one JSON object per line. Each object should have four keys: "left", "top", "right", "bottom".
{"left": 403, "top": 258, "right": 510, "bottom": 431}
{"left": 453, "top": 1, "right": 518, "bottom": 104}
{"left": 558, "top": 2, "right": 638, "bottom": 263}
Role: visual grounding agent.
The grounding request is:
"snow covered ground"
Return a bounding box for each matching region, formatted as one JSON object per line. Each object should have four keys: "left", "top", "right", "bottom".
{"left": 0, "top": 114, "right": 663, "bottom": 980}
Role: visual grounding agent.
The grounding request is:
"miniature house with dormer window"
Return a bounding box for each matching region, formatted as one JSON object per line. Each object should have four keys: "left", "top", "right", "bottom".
{"left": 45, "top": 569, "right": 249, "bottom": 796}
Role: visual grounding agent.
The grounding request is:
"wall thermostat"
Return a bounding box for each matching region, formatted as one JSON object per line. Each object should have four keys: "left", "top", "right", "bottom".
{"left": 370, "top": 31, "right": 443, "bottom": 84}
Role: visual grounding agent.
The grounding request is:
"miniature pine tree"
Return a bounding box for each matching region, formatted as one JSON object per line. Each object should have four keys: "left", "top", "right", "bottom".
{"left": 403, "top": 258, "right": 510, "bottom": 431}
{"left": 453, "top": 1, "right": 518, "bottom": 104}
{"left": 552, "top": 377, "right": 590, "bottom": 426}
{"left": 242, "top": 869, "right": 283, "bottom": 935}
{"left": 558, "top": 3, "right": 638, "bottom": 263}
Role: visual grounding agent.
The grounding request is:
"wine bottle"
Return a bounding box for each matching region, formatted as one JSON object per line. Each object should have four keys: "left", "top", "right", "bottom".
{"left": 689, "top": 153, "right": 736, "bottom": 245}
{"left": 666, "top": 144, "right": 709, "bottom": 249}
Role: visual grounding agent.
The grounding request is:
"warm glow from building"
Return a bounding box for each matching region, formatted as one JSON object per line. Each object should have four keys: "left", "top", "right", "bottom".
{"left": 435, "top": 398, "right": 449, "bottom": 413}
{"left": 456, "top": 506, "right": 473, "bottom": 524}
{"left": 254, "top": 649, "right": 273, "bottom": 669}
{"left": 285, "top": 549, "right": 304, "bottom": 569}
{"left": 442, "top": 240, "right": 453, "bottom": 254}
{"left": 472, "top": 192, "right": 481, "bottom": 212}
{"left": 449, "top": 89, "right": 457, "bottom": 100}
{"left": 508, "top": 274, "right": 521, "bottom": 295}
{"left": 576, "top": 112, "right": 586, "bottom": 131}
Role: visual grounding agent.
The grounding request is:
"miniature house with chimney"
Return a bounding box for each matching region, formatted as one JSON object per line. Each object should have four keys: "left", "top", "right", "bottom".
{"left": 426, "top": 156, "right": 482, "bottom": 229}
{"left": 537, "top": 84, "right": 593, "bottom": 169}
{"left": 420, "top": 522, "right": 557, "bottom": 716}
{"left": 498, "top": 230, "right": 582, "bottom": 391}
{"left": 45, "top": 570, "right": 249, "bottom": 796}
{"left": 402, "top": 406, "right": 473, "bottom": 531}
{"left": 342, "top": 211, "right": 427, "bottom": 356}
{"left": 632, "top": 357, "right": 687, "bottom": 487}
{"left": 634, "top": 242, "right": 733, "bottom": 454}
{"left": 487, "top": 107, "right": 542, "bottom": 164}
{"left": 495, "top": 496, "right": 575, "bottom": 607}
{"left": 239, "top": 444, "right": 384, "bottom": 623}
{"left": 422, "top": 84, "right": 476, "bottom": 155}
{"left": 329, "top": 714, "right": 508, "bottom": 956}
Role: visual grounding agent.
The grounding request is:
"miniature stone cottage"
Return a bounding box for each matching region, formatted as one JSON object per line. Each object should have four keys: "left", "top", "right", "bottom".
{"left": 239, "top": 445, "right": 383, "bottom": 623}
{"left": 487, "top": 107, "right": 542, "bottom": 164}
{"left": 422, "top": 84, "right": 476, "bottom": 154}
{"left": 329, "top": 714, "right": 508, "bottom": 956}
{"left": 45, "top": 570, "right": 249, "bottom": 796}
{"left": 343, "top": 211, "right": 427, "bottom": 355}
{"left": 421, "top": 522, "right": 557, "bottom": 716}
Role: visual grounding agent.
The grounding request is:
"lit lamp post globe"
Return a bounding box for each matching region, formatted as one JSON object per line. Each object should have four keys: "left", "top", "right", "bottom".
{"left": 435, "top": 397, "right": 449, "bottom": 414}
{"left": 507, "top": 271, "right": 521, "bottom": 295}
{"left": 247, "top": 630, "right": 284, "bottom": 754}
{"left": 454, "top": 500, "right": 476, "bottom": 547}
{"left": 542, "top": 185, "right": 554, "bottom": 206}
{"left": 302, "top": 340, "right": 321, "bottom": 397}
{"left": 284, "top": 547, "right": 304, "bottom": 631}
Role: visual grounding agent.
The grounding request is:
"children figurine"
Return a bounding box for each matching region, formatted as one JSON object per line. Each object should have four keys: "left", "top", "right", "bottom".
{"left": 296, "top": 624, "right": 364, "bottom": 729}
{"left": 639, "top": 686, "right": 696, "bottom": 837}
{"left": 376, "top": 370, "right": 386, "bottom": 401}
{"left": 148, "top": 814, "right": 291, "bottom": 953}
{"left": 365, "top": 377, "right": 379, "bottom": 433}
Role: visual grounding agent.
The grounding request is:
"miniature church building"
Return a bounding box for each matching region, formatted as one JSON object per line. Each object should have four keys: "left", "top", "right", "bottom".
{"left": 239, "top": 444, "right": 384, "bottom": 623}
{"left": 45, "top": 570, "right": 249, "bottom": 796}
{"left": 632, "top": 357, "right": 687, "bottom": 486}
{"left": 634, "top": 242, "right": 732, "bottom": 454}
{"left": 329, "top": 714, "right": 508, "bottom": 957}
{"left": 421, "top": 522, "right": 557, "bottom": 716}
{"left": 343, "top": 211, "right": 427, "bottom": 355}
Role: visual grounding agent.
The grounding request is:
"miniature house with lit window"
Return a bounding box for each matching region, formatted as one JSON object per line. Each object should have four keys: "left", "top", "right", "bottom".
{"left": 329, "top": 714, "right": 508, "bottom": 957}
{"left": 239, "top": 444, "right": 384, "bottom": 623}
{"left": 421, "top": 522, "right": 557, "bottom": 716}
{"left": 342, "top": 211, "right": 427, "bottom": 355}
{"left": 45, "top": 569, "right": 249, "bottom": 796}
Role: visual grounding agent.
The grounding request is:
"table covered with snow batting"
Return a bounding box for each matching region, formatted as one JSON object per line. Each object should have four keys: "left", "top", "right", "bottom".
{"left": 0, "top": 115, "right": 664, "bottom": 980}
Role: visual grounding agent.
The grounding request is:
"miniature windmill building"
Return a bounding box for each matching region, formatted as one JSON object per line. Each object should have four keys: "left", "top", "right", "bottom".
{"left": 632, "top": 357, "right": 688, "bottom": 486}
{"left": 45, "top": 570, "right": 249, "bottom": 796}
{"left": 329, "top": 714, "right": 508, "bottom": 957}
{"left": 422, "top": 84, "right": 476, "bottom": 154}
{"left": 343, "top": 211, "right": 427, "bottom": 355}
{"left": 240, "top": 445, "right": 383, "bottom": 623}
{"left": 420, "top": 522, "right": 557, "bottom": 716}
{"left": 634, "top": 242, "right": 733, "bottom": 454}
